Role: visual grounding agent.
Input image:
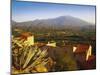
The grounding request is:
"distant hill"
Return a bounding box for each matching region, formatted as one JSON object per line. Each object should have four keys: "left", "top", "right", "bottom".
{"left": 12, "top": 16, "right": 95, "bottom": 32}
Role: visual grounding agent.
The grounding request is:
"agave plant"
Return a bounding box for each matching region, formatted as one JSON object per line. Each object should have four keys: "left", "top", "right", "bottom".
{"left": 12, "top": 37, "right": 50, "bottom": 74}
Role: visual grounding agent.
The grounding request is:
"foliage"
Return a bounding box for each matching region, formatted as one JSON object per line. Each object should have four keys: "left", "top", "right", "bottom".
{"left": 12, "top": 37, "right": 49, "bottom": 74}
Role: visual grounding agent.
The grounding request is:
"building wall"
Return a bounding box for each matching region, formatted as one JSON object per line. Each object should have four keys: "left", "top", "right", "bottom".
{"left": 24, "top": 36, "right": 34, "bottom": 46}
{"left": 74, "top": 52, "right": 86, "bottom": 62}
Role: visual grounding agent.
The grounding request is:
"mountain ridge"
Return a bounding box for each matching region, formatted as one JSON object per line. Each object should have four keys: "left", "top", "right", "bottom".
{"left": 12, "top": 16, "right": 95, "bottom": 31}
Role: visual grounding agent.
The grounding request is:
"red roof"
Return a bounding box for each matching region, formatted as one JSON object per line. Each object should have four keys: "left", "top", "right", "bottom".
{"left": 74, "top": 44, "right": 89, "bottom": 53}
{"left": 14, "top": 32, "right": 32, "bottom": 40}
{"left": 18, "top": 32, "right": 33, "bottom": 40}
{"left": 21, "top": 32, "right": 32, "bottom": 37}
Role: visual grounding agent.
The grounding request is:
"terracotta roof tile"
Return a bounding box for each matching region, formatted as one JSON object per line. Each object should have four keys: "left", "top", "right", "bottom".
{"left": 74, "top": 44, "right": 89, "bottom": 53}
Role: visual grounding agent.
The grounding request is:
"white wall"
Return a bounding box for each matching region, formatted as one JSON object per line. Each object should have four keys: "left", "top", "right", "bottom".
{"left": 0, "top": 0, "right": 100, "bottom": 75}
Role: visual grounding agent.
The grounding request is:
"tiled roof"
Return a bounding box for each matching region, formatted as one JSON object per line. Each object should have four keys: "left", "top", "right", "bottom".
{"left": 21, "top": 32, "right": 32, "bottom": 37}
{"left": 74, "top": 44, "right": 89, "bottom": 53}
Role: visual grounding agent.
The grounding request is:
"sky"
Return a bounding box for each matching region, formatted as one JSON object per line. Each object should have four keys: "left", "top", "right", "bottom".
{"left": 12, "top": 0, "right": 96, "bottom": 24}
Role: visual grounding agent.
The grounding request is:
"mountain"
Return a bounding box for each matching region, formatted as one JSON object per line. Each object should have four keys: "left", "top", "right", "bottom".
{"left": 12, "top": 16, "right": 95, "bottom": 31}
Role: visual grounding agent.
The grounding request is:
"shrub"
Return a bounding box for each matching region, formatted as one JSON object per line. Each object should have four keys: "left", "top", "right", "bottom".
{"left": 12, "top": 37, "right": 49, "bottom": 74}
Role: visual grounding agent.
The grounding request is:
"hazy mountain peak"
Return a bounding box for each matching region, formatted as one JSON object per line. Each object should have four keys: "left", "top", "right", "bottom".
{"left": 12, "top": 15, "right": 95, "bottom": 31}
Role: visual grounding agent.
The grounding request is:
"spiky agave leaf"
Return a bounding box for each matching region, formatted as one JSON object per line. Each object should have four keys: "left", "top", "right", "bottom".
{"left": 24, "top": 48, "right": 48, "bottom": 71}
{"left": 12, "top": 36, "right": 50, "bottom": 74}
{"left": 22, "top": 46, "right": 37, "bottom": 69}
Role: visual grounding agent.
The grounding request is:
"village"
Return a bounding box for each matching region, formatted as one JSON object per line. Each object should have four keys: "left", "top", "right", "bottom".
{"left": 11, "top": 0, "right": 96, "bottom": 74}
{"left": 12, "top": 31, "right": 96, "bottom": 74}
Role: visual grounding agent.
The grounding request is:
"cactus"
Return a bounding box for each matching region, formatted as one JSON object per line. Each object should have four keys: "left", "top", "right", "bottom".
{"left": 12, "top": 37, "right": 49, "bottom": 74}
